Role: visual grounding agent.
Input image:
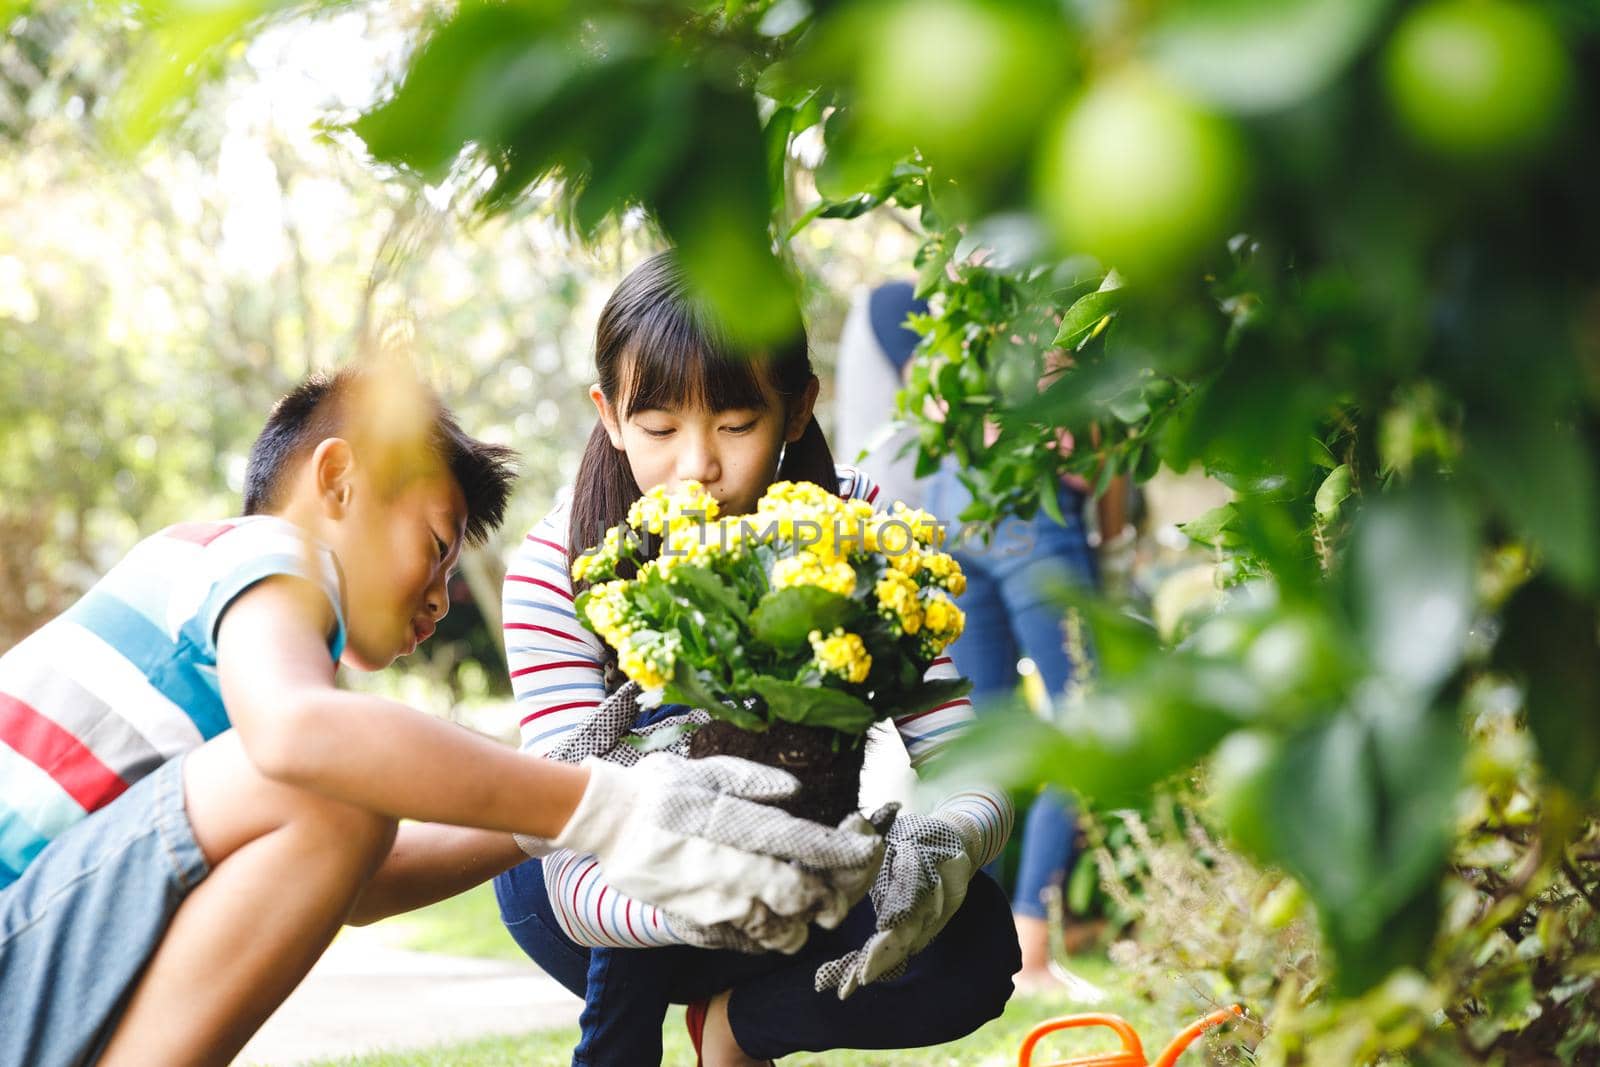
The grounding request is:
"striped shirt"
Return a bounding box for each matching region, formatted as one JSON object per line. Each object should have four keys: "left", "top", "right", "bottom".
{"left": 0, "top": 517, "right": 346, "bottom": 888}
{"left": 502, "top": 467, "right": 1011, "bottom": 948}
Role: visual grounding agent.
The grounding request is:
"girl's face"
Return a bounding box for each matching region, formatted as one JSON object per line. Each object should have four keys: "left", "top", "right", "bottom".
{"left": 590, "top": 367, "right": 818, "bottom": 515}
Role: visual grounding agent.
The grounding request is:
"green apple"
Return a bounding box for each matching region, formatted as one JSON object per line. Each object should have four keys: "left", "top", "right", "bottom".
{"left": 1036, "top": 72, "right": 1246, "bottom": 279}
{"left": 1384, "top": 0, "right": 1572, "bottom": 159}
{"left": 856, "top": 0, "right": 1065, "bottom": 176}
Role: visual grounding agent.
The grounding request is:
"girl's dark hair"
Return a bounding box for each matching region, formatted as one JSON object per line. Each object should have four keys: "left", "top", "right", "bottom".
{"left": 567, "top": 250, "right": 837, "bottom": 565}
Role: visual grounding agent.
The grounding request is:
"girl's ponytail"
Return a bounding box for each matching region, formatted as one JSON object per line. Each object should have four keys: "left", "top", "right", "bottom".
{"left": 778, "top": 414, "right": 840, "bottom": 496}
{"left": 567, "top": 421, "right": 641, "bottom": 567}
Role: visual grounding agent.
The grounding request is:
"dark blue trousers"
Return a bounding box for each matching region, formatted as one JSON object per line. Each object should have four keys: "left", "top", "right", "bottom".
{"left": 494, "top": 857, "right": 1019, "bottom": 1065}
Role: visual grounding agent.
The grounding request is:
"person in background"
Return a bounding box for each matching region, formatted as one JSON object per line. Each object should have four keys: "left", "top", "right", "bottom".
{"left": 913, "top": 310, "right": 1129, "bottom": 995}
{"left": 832, "top": 280, "right": 929, "bottom": 513}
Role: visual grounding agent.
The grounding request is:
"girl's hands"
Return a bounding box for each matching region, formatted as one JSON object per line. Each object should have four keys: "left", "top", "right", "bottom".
{"left": 813, "top": 809, "right": 983, "bottom": 999}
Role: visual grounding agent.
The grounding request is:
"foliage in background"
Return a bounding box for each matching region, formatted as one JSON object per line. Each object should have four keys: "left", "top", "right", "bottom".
{"left": 12, "top": 0, "right": 1600, "bottom": 1059}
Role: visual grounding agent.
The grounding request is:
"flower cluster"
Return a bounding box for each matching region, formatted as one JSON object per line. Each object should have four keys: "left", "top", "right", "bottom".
{"left": 570, "top": 480, "right": 971, "bottom": 738}
{"left": 808, "top": 627, "right": 872, "bottom": 684}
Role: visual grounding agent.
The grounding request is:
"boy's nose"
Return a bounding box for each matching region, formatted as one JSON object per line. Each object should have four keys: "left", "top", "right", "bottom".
{"left": 427, "top": 574, "right": 450, "bottom": 621}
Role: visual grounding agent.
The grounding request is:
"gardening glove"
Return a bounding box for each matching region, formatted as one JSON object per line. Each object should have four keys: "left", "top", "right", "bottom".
{"left": 662, "top": 803, "right": 898, "bottom": 954}
{"left": 524, "top": 752, "right": 886, "bottom": 932}
{"left": 813, "top": 808, "right": 984, "bottom": 999}
{"left": 543, "top": 681, "right": 709, "bottom": 769}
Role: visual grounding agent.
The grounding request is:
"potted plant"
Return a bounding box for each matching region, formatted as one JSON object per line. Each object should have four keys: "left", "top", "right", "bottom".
{"left": 572, "top": 479, "right": 971, "bottom": 825}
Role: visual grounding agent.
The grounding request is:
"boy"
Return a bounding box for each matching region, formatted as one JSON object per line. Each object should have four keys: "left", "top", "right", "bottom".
{"left": 0, "top": 367, "right": 882, "bottom": 1066}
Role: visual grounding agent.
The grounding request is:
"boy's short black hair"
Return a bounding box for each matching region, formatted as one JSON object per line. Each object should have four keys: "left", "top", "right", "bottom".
{"left": 243, "top": 367, "right": 518, "bottom": 546}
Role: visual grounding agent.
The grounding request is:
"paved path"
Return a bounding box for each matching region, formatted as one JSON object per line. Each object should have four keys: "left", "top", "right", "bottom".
{"left": 237, "top": 927, "right": 582, "bottom": 1065}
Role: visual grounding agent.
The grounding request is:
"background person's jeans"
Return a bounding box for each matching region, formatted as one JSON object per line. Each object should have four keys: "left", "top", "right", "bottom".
{"left": 926, "top": 462, "right": 1099, "bottom": 921}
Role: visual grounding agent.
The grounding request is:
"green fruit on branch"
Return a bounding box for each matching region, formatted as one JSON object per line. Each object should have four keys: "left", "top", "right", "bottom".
{"left": 1384, "top": 0, "right": 1572, "bottom": 160}
{"left": 1036, "top": 72, "right": 1246, "bottom": 279}
{"left": 857, "top": 0, "right": 1065, "bottom": 177}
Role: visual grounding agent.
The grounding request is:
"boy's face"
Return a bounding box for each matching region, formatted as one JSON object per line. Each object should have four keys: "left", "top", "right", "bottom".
{"left": 331, "top": 463, "right": 467, "bottom": 672}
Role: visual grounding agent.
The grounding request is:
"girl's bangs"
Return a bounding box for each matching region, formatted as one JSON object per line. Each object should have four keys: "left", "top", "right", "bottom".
{"left": 616, "top": 301, "right": 771, "bottom": 416}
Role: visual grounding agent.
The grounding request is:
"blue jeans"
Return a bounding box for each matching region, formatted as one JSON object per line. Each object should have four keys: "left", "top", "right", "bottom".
{"left": 926, "top": 463, "right": 1098, "bottom": 921}
{"left": 495, "top": 857, "right": 1017, "bottom": 1065}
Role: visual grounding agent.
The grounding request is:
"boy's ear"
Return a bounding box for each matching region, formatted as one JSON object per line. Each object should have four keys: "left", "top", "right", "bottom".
{"left": 589, "top": 383, "right": 625, "bottom": 450}
{"left": 785, "top": 376, "right": 821, "bottom": 443}
{"left": 311, "top": 438, "right": 357, "bottom": 515}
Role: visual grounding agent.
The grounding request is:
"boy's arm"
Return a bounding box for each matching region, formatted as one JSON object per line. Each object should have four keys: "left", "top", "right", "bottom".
{"left": 218, "top": 576, "right": 587, "bottom": 838}
{"left": 217, "top": 575, "right": 885, "bottom": 940}
{"left": 348, "top": 822, "right": 525, "bottom": 925}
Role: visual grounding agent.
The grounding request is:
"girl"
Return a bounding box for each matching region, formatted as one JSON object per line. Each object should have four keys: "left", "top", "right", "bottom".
{"left": 495, "top": 252, "right": 1019, "bottom": 1066}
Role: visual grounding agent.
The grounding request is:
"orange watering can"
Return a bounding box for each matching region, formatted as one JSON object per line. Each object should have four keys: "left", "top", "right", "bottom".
{"left": 1018, "top": 1005, "right": 1244, "bottom": 1067}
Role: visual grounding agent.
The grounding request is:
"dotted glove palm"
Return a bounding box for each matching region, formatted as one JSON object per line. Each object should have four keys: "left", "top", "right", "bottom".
{"left": 813, "top": 810, "right": 982, "bottom": 1000}
{"left": 541, "top": 681, "right": 709, "bottom": 769}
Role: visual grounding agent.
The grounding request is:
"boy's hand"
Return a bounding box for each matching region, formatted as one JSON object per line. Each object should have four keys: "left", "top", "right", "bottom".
{"left": 547, "top": 753, "right": 885, "bottom": 934}
{"left": 664, "top": 805, "right": 896, "bottom": 954}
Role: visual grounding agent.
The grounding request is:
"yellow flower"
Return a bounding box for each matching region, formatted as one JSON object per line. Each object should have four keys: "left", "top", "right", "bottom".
{"left": 890, "top": 502, "right": 945, "bottom": 549}
{"left": 917, "top": 551, "right": 967, "bottom": 596}
{"left": 628, "top": 481, "right": 719, "bottom": 536}
{"left": 772, "top": 555, "right": 857, "bottom": 597}
{"left": 759, "top": 480, "right": 838, "bottom": 513}
{"left": 617, "top": 631, "right": 679, "bottom": 691}
{"left": 583, "top": 580, "right": 635, "bottom": 647}
{"left": 808, "top": 627, "right": 872, "bottom": 684}
{"left": 921, "top": 592, "right": 966, "bottom": 653}
{"left": 874, "top": 570, "right": 924, "bottom": 635}
{"left": 572, "top": 525, "right": 629, "bottom": 584}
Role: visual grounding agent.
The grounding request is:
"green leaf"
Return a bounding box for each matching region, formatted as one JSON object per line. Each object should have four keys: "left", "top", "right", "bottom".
{"left": 1314, "top": 463, "right": 1352, "bottom": 520}
{"left": 664, "top": 661, "right": 765, "bottom": 731}
{"left": 1052, "top": 286, "right": 1123, "bottom": 350}
{"left": 667, "top": 563, "right": 749, "bottom": 625}
{"left": 1179, "top": 502, "right": 1241, "bottom": 548}
{"left": 1310, "top": 436, "right": 1339, "bottom": 470}
{"left": 111, "top": 0, "right": 274, "bottom": 152}
{"left": 915, "top": 246, "right": 949, "bottom": 299}
{"left": 749, "top": 586, "right": 854, "bottom": 650}
{"left": 1343, "top": 485, "right": 1477, "bottom": 694}
{"left": 1468, "top": 416, "right": 1599, "bottom": 594}
{"left": 1146, "top": 0, "right": 1390, "bottom": 114}
{"left": 746, "top": 675, "right": 877, "bottom": 735}
{"left": 764, "top": 105, "right": 795, "bottom": 214}
{"left": 623, "top": 721, "right": 697, "bottom": 754}
{"left": 1264, "top": 700, "right": 1461, "bottom": 995}
{"left": 1037, "top": 472, "right": 1067, "bottom": 526}
{"left": 1495, "top": 577, "right": 1600, "bottom": 796}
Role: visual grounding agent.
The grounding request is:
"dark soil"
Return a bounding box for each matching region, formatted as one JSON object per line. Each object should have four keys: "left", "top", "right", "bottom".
{"left": 687, "top": 719, "right": 866, "bottom": 826}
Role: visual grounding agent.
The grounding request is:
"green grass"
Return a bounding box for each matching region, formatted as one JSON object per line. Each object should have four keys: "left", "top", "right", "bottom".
{"left": 371, "top": 881, "right": 526, "bottom": 962}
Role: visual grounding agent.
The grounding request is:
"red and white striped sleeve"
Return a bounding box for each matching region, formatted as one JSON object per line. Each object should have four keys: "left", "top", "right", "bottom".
{"left": 505, "top": 499, "right": 695, "bottom": 947}
{"left": 503, "top": 500, "right": 609, "bottom": 758}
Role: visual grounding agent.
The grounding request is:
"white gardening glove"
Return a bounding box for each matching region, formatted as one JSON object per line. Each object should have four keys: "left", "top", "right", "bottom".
{"left": 813, "top": 809, "right": 983, "bottom": 999}
{"left": 537, "top": 752, "right": 884, "bottom": 935}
